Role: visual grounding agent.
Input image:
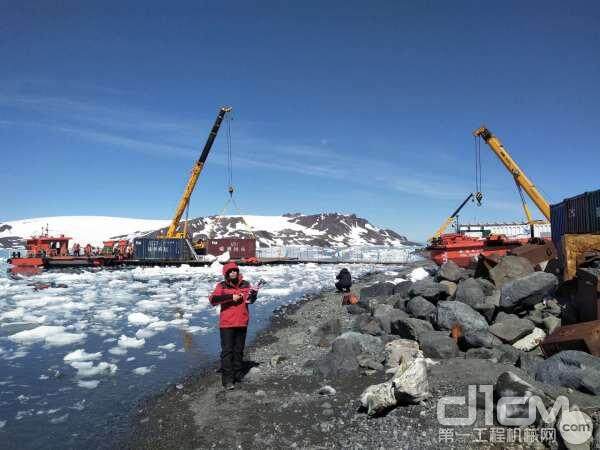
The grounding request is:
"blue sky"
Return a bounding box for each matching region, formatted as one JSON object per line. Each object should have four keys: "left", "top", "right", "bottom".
{"left": 1, "top": 1, "right": 599, "bottom": 241}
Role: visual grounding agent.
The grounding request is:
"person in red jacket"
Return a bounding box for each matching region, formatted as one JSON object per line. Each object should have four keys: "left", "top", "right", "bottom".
{"left": 209, "top": 261, "right": 258, "bottom": 390}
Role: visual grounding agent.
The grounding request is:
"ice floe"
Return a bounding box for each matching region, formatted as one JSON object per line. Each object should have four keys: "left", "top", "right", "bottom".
{"left": 63, "top": 349, "right": 103, "bottom": 362}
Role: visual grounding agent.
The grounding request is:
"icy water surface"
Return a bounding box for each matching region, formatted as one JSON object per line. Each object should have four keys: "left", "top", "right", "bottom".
{"left": 0, "top": 251, "right": 401, "bottom": 449}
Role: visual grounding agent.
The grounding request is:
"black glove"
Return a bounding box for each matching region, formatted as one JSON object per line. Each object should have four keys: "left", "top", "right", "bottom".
{"left": 248, "top": 289, "right": 258, "bottom": 304}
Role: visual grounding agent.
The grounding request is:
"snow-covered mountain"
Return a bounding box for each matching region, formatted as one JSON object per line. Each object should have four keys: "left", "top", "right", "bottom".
{"left": 0, "top": 213, "right": 411, "bottom": 249}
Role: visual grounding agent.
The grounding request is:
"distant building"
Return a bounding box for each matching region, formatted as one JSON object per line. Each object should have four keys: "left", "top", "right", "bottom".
{"left": 458, "top": 222, "right": 551, "bottom": 239}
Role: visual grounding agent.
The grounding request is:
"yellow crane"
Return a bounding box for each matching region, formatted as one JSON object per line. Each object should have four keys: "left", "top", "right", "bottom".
{"left": 430, "top": 192, "right": 481, "bottom": 241}
{"left": 473, "top": 126, "right": 550, "bottom": 222}
{"left": 162, "top": 106, "right": 232, "bottom": 239}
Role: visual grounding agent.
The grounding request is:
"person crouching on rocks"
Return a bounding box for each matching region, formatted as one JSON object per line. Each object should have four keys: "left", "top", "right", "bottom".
{"left": 335, "top": 267, "right": 352, "bottom": 293}
{"left": 209, "top": 262, "right": 258, "bottom": 390}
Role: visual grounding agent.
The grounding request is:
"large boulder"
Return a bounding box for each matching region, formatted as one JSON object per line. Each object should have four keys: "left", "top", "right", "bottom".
{"left": 536, "top": 350, "right": 600, "bottom": 395}
{"left": 489, "top": 318, "right": 535, "bottom": 344}
{"left": 394, "top": 281, "right": 413, "bottom": 298}
{"left": 374, "top": 305, "right": 409, "bottom": 334}
{"left": 494, "top": 311, "right": 519, "bottom": 323}
{"left": 476, "top": 278, "right": 496, "bottom": 296}
{"left": 353, "top": 315, "right": 385, "bottom": 336}
{"left": 418, "top": 331, "right": 459, "bottom": 359}
{"left": 435, "top": 301, "right": 489, "bottom": 334}
{"left": 455, "top": 278, "right": 497, "bottom": 322}
{"left": 360, "top": 282, "right": 396, "bottom": 302}
{"left": 455, "top": 278, "right": 485, "bottom": 307}
{"left": 517, "top": 352, "right": 544, "bottom": 378}
{"left": 500, "top": 272, "right": 558, "bottom": 310}
{"left": 390, "top": 317, "right": 434, "bottom": 340}
{"left": 319, "top": 332, "right": 385, "bottom": 377}
{"left": 439, "top": 280, "right": 457, "bottom": 298}
{"left": 489, "top": 255, "right": 535, "bottom": 288}
{"left": 384, "top": 339, "right": 420, "bottom": 369}
{"left": 437, "top": 261, "right": 463, "bottom": 282}
{"left": 463, "top": 330, "right": 503, "bottom": 348}
{"left": 335, "top": 331, "right": 384, "bottom": 357}
{"left": 408, "top": 279, "right": 449, "bottom": 302}
{"left": 406, "top": 296, "right": 436, "bottom": 321}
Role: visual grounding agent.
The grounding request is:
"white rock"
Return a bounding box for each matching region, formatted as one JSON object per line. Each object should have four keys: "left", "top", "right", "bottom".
{"left": 409, "top": 267, "right": 430, "bottom": 282}
{"left": 512, "top": 327, "right": 546, "bottom": 351}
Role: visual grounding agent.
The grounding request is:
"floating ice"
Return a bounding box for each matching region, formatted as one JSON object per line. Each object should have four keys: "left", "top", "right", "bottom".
{"left": 108, "top": 346, "right": 127, "bottom": 356}
{"left": 77, "top": 380, "right": 100, "bottom": 389}
{"left": 64, "top": 349, "right": 102, "bottom": 363}
{"left": 70, "top": 361, "right": 117, "bottom": 378}
{"left": 9, "top": 325, "right": 86, "bottom": 347}
{"left": 133, "top": 366, "right": 152, "bottom": 376}
{"left": 408, "top": 267, "right": 429, "bottom": 282}
{"left": 117, "top": 335, "right": 145, "bottom": 349}
{"left": 135, "top": 328, "right": 156, "bottom": 339}
{"left": 127, "top": 312, "right": 158, "bottom": 326}
{"left": 157, "top": 343, "right": 176, "bottom": 351}
{"left": 50, "top": 413, "right": 69, "bottom": 424}
{"left": 0, "top": 420, "right": 5, "bottom": 429}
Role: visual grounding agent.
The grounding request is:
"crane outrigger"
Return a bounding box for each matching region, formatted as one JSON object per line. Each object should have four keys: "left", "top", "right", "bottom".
{"left": 161, "top": 106, "right": 232, "bottom": 239}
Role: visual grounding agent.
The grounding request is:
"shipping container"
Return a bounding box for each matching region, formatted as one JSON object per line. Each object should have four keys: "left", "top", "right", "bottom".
{"left": 550, "top": 202, "right": 567, "bottom": 255}
{"left": 565, "top": 193, "right": 591, "bottom": 234}
{"left": 588, "top": 189, "right": 600, "bottom": 233}
{"left": 206, "top": 238, "right": 256, "bottom": 260}
{"left": 133, "top": 238, "right": 193, "bottom": 260}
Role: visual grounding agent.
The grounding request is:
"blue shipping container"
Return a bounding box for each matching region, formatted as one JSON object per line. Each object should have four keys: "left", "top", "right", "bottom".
{"left": 565, "top": 193, "right": 591, "bottom": 234}
{"left": 133, "top": 238, "right": 191, "bottom": 260}
{"left": 550, "top": 202, "right": 567, "bottom": 255}
{"left": 588, "top": 189, "right": 600, "bottom": 233}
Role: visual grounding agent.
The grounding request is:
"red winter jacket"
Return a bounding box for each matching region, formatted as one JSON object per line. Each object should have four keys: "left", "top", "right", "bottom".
{"left": 209, "top": 262, "right": 257, "bottom": 328}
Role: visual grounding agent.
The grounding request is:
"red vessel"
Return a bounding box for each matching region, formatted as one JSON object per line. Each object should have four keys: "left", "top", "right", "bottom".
{"left": 426, "top": 233, "right": 529, "bottom": 268}
{"left": 8, "top": 234, "right": 111, "bottom": 270}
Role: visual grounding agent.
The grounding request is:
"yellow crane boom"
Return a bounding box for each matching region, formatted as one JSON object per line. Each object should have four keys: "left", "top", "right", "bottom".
{"left": 164, "top": 106, "right": 232, "bottom": 238}
{"left": 430, "top": 192, "right": 476, "bottom": 241}
{"left": 473, "top": 126, "right": 550, "bottom": 221}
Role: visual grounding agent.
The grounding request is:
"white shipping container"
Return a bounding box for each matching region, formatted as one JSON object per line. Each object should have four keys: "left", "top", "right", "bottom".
{"left": 458, "top": 222, "right": 550, "bottom": 239}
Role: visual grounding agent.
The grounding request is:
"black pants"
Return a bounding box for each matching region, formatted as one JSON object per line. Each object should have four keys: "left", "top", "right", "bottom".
{"left": 219, "top": 327, "right": 247, "bottom": 385}
{"left": 335, "top": 281, "right": 351, "bottom": 293}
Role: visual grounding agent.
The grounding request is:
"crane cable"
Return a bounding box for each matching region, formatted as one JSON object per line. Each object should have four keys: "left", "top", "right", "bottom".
{"left": 474, "top": 135, "right": 483, "bottom": 205}
{"left": 211, "top": 113, "right": 257, "bottom": 240}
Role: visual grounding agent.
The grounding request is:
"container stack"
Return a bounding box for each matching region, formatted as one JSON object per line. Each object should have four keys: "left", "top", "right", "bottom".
{"left": 550, "top": 189, "right": 600, "bottom": 280}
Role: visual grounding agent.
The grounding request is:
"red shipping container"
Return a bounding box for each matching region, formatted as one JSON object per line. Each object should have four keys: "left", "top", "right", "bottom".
{"left": 206, "top": 238, "right": 256, "bottom": 259}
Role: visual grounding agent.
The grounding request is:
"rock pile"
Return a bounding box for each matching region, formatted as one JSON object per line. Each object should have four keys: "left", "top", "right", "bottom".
{"left": 316, "top": 257, "right": 600, "bottom": 438}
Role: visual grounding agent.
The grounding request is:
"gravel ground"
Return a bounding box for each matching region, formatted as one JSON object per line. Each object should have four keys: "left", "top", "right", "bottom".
{"left": 121, "top": 261, "right": 598, "bottom": 449}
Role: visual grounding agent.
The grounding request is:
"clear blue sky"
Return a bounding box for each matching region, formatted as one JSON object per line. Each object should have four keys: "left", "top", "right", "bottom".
{"left": 1, "top": 1, "right": 599, "bottom": 241}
